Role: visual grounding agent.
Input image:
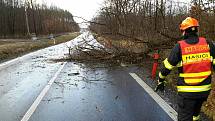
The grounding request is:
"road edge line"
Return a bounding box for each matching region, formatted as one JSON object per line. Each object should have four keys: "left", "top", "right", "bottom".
{"left": 20, "top": 62, "right": 67, "bottom": 121}
{"left": 129, "top": 73, "right": 178, "bottom": 121}
{"left": 0, "top": 40, "right": 70, "bottom": 70}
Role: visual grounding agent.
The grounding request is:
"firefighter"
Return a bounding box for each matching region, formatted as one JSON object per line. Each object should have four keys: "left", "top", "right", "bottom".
{"left": 156, "top": 17, "right": 215, "bottom": 121}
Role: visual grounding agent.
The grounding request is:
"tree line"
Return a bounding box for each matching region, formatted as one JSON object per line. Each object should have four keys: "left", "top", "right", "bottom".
{"left": 0, "top": 0, "right": 80, "bottom": 38}
{"left": 90, "top": 0, "right": 215, "bottom": 47}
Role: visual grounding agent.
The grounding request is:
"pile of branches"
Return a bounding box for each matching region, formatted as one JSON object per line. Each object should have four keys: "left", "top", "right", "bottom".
{"left": 66, "top": 34, "right": 112, "bottom": 61}
{"left": 66, "top": 34, "right": 146, "bottom": 64}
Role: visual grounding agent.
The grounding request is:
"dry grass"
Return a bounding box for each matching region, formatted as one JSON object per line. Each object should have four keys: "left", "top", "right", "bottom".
{"left": 202, "top": 74, "right": 215, "bottom": 121}
{"left": 0, "top": 32, "right": 80, "bottom": 62}
{"left": 94, "top": 33, "right": 149, "bottom": 54}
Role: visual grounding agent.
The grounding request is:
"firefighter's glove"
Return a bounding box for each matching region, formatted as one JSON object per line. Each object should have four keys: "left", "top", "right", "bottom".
{"left": 155, "top": 81, "right": 166, "bottom": 92}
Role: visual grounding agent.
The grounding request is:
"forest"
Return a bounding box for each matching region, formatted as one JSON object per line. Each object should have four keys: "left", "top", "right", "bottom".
{"left": 90, "top": 0, "right": 215, "bottom": 47}
{"left": 0, "top": 0, "right": 79, "bottom": 38}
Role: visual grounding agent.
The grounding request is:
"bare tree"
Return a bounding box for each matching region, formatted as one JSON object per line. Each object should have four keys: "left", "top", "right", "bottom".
{"left": 0, "top": 0, "right": 79, "bottom": 38}
{"left": 90, "top": 0, "right": 215, "bottom": 47}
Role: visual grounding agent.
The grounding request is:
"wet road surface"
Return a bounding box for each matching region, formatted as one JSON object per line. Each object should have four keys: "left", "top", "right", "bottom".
{"left": 0, "top": 39, "right": 70, "bottom": 121}
{"left": 29, "top": 63, "right": 175, "bottom": 121}
{"left": 0, "top": 33, "right": 176, "bottom": 121}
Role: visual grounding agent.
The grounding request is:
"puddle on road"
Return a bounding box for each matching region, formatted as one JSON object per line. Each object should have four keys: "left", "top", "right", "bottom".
{"left": 32, "top": 56, "right": 47, "bottom": 60}
{"left": 42, "top": 96, "right": 63, "bottom": 102}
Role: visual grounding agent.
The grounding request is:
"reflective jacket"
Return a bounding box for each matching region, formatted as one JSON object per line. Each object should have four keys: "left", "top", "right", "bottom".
{"left": 159, "top": 34, "right": 215, "bottom": 98}
{"left": 177, "top": 37, "right": 212, "bottom": 92}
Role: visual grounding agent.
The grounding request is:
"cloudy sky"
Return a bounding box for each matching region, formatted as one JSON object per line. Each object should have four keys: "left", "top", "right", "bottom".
{"left": 37, "top": 0, "right": 190, "bottom": 27}
{"left": 38, "top": 0, "right": 104, "bottom": 25}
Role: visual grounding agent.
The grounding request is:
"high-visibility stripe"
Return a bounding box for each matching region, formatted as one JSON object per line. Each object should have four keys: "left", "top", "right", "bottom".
{"left": 179, "top": 71, "right": 211, "bottom": 77}
{"left": 182, "top": 52, "right": 210, "bottom": 61}
{"left": 164, "top": 58, "right": 175, "bottom": 70}
{"left": 210, "top": 56, "right": 213, "bottom": 61}
{"left": 177, "top": 84, "right": 211, "bottom": 92}
{"left": 176, "top": 61, "right": 182, "bottom": 67}
{"left": 159, "top": 72, "right": 166, "bottom": 79}
{"left": 177, "top": 56, "right": 212, "bottom": 67}
{"left": 193, "top": 115, "right": 200, "bottom": 121}
{"left": 184, "top": 78, "right": 205, "bottom": 84}
{"left": 183, "top": 59, "right": 211, "bottom": 65}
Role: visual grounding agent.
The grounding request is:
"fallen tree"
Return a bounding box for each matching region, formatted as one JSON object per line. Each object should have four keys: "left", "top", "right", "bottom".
{"left": 64, "top": 32, "right": 147, "bottom": 63}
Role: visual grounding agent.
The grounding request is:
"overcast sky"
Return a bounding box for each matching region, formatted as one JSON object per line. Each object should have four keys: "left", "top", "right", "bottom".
{"left": 38, "top": 0, "right": 104, "bottom": 27}
{"left": 38, "top": 0, "right": 190, "bottom": 27}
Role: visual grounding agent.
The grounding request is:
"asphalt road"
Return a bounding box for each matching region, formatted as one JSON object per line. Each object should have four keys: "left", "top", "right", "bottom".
{"left": 0, "top": 33, "right": 176, "bottom": 121}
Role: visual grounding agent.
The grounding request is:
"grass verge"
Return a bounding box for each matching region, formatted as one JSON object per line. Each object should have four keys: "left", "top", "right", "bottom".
{"left": 0, "top": 32, "right": 80, "bottom": 62}
{"left": 93, "top": 33, "right": 149, "bottom": 54}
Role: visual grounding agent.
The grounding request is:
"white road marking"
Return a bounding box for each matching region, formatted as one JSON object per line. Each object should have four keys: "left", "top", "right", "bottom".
{"left": 129, "top": 73, "right": 178, "bottom": 121}
{"left": 21, "top": 62, "right": 67, "bottom": 121}
{"left": 0, "top": 55, "right": 30, "bottom": 70}
{"left": 0, "top": 47, "right": 51, "bottom": 70}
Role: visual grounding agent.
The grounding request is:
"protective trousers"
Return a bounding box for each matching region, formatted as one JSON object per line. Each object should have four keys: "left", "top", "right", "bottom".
{"left": 177, "top": 95, "right": 207, "bottom": 121}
